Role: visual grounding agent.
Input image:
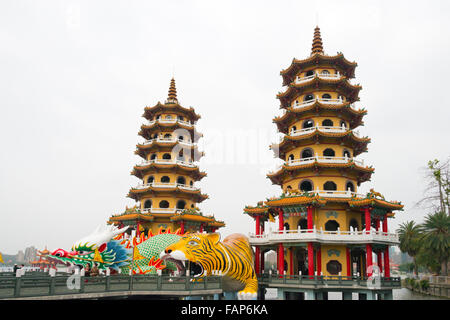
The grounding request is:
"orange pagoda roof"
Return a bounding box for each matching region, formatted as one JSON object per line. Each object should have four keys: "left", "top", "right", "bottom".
{"left": 277, "top": 77, "right": 362, "bottom": 108}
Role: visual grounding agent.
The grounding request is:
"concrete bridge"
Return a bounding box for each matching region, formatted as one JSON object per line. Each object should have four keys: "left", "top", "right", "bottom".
{"left": 0, "top": 272, "right": 222, "bottom": 300}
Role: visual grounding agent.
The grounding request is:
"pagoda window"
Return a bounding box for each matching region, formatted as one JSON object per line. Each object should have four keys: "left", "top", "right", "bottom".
{"left": 150, "top": 153, "right": 157, "bottom": 160}
{"left": 323, "top": 181, "right": 337, "bottom": 191}
{"left": 176, "top": 200, "right": 186, "bottom": 209}
{"left": 326, "top": 260, "right": 342, "bottom": 275}
{"left": 177, "top": 115, "right": 184, "bottom": 121}
{"left": 321, "top": 70, "right": 330, "bottom": 75}
{"left": 144, "top": 200, "right": 152, "bottom": 209}
{"left": 346, "top": 181, "right": 355, "bottom": 192}
{"left": 159, "top": 200, "right": 170, "bottom": 208}
{"left": 298, "top": 218, "right": 308, "bottom": 230}
{"left": 304, "top": 94, "right": 315, "bottom": 102}
{"left": 299, "top": 180, "right": 313, "bottom": 192}
{"left": 340, "top": 120, "right": 347, "bottom": 128}
{"left": 162, "top": 153, "right": 172, "bottom": 160}
{"left": 177, "top": 176, "right": 186, "bottom": 185}
{"left": 288, "top": 154, "right": 294, "bottom": 162}
{"left": 325, "top": 220, "right": 340, "bottom": 231}
{"left": 164, "top": 133, "right": 172, "bottom": 139}
{"left": 305, "top": 70, "right": 314, "bottom": 77}
{"left": 290, "top": 126, "right": 297, "bottom": 134}
{"left": 284, "top": 223, "right": 290, "bottom": 231}
{"left": 302, "top": 119, "right": 314, "bottom": 129}
{"left": 156, "top": 115, "right": 161, "bottom": 120}
{"left": 189, "top": 181, "right": 193, "bottom": 186}
{"left": 166, "top": 115, "right": 173, "bottom": 120}
{"left": 343, "top": 149, "right": 351, "bottom": 158}
{"left": 161, "top": 176, "right": 170, "bottom": 183}
{"left": 323, "top": 148, "right": 335, "bottom": 157}
{"left": 322, "top": 119, "right": 334, "bottom": 127}
{"left": 322, "top": 93, "right": 332, "bottom": 100}
{"left": 349, "top": 218, "right": 359, "bottom": 231}
{"left": 301, "top": 148, "right": 314, "bottom": 159}
{"left": 147, "top": 176, "right": 154, "bottom": 184}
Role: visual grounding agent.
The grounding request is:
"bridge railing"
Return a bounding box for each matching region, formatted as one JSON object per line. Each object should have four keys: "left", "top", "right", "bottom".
{"left": 0, "top": 274, "right": 222, "bottom": 299}
{"left": 257, "top": 273, "right": 401, "bottom": 288}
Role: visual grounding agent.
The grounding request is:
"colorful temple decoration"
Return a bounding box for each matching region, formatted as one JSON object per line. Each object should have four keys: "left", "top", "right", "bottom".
{"left": 108, "top": 78, "right": 225, "bottom": 235}
{"left": 30, "top": 247, "right": 57, "bottom": 269}
{"left": 244, "top": 27, "right": 403, "bottom": 279}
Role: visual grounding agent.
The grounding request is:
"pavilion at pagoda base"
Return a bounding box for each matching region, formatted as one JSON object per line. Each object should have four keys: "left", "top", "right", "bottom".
{"left": 258, "top": 273, "right": 399, "bottom": 300}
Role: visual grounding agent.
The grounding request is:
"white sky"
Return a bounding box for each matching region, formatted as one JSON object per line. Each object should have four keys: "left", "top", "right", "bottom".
{"left": 1, "top": 0, "right": 449, "bottom": 254}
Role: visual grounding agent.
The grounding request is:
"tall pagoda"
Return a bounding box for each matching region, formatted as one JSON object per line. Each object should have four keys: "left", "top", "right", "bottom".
{"left": 109, "top": 78, "right": 225, "bottom": 235}
{"left": 244, "top": 27, "right": 403, "bottom": 282}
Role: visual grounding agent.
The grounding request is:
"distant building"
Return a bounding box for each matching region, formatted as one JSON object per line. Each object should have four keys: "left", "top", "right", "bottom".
{"left": 24, "top": 246, "right": 37, "bottom": 263}
{"left": 16, "top": 250, "right": 25, "bottom": 263}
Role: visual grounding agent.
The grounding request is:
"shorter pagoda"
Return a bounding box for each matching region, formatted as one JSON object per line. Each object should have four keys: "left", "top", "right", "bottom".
{"left": 108, "top": 78, "right": 225, "bottom": 235}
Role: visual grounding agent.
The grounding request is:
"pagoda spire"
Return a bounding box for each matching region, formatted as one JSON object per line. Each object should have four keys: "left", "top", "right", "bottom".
{"left": 167, "top": 77, "right": 178, "bottom": 103}
{"left": 311, "top": 26, "right": 324, "bottom": 55}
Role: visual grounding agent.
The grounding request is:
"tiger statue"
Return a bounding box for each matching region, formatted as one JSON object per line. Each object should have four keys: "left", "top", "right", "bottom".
{"left": 160, "top": 232, "right": 257, "bottom": 300}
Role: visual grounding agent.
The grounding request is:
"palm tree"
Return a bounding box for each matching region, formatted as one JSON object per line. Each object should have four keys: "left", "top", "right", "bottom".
{"left": 397, "top": 221, "right": 422, "bottom": 277}
{"left": 420, "top": 211, "right": 450, "bottom": 276}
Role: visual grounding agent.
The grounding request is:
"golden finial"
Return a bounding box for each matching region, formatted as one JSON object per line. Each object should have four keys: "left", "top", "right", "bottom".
{"left": 167, "top": 77, "right": 178, "bottom": 103}
{"left": 311, "top": 26, "right": 324, "bottom": 55}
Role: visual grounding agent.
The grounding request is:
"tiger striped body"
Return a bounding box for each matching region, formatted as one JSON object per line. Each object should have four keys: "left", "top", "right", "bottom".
{"left": 161, "top": 232, "right": 257, "bottom": 299}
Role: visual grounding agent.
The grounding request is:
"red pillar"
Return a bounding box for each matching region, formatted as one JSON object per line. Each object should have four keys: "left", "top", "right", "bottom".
{"left": 308, "top": 242, "right": 314, "bottom": 277}
{"left": 277, "top": 208, "right": 285, "bottom": 275}
{"left": 254, "top": 215, "right": 261, "bottom": 274}
{"left": 278, "top": 208, "right": 284, "bottom": 232}
{"left": 384, "top": 247, "right": 391, "bottom": 278}
{"left": 364, "top": 207, "right": 371, "bottom": 234}
{"left": 199, "top": 223, "right": 203, "bottom": 233}
{"left": 307, "top": 206, "right": 313, "bottom": 232}
{"left": 366, "top": 244, "right": 373, "bottom": 276}
{"left": 278, "top": 243, "right": 285, "bottom": 275}
{"left": 180, "top": 221, "right": 185, "bottom": 234}
{"left": 346, "top": 247, "right": 351, "bottom": 277}
{"left": 376, "top": 219, "right": 380, "bottom": 231}
{"left": 317, "top": 246, "right": 322, "bottom": 276}
{"left": 136, "top": 221, "right": 141, "bottom": 236}
{"left": 382, "top": 217, "right": 388, "bottom": 234}
{"left": 260, "top": 222, "right": 265, "bottom": 273}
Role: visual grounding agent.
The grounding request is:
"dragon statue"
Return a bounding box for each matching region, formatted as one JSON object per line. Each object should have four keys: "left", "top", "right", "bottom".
{"left": 49, "top": 225, "right": 257, "bottom": 299}
{"left": 48, "top": 225, "right": 183, "bottom": 275}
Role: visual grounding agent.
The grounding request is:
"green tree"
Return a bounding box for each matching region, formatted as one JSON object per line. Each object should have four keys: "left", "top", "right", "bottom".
{"left": 417, "top": 158, "right": 450, "bottom": 215}
{"left": 419, "top": 211, "right": 450, "bottom": 276}
{"left": 397, "top": 221, "right": 422, "bottom": 276}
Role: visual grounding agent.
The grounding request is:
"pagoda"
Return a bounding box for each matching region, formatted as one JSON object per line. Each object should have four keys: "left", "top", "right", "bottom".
{"left": 244, "top": 27, "right": 403, "bottom": 283}
{"left": 108, "top": 78, "right": 225, "bottom": 235}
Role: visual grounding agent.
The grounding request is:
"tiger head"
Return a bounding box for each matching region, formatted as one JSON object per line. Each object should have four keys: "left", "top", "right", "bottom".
{"left": 159, "top": 233, "right": 221, "bottom": 277}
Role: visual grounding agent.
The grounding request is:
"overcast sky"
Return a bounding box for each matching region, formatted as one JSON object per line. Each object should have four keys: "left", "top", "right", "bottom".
{"left": 1, "top": 0, "right": 449, "bottom": 254}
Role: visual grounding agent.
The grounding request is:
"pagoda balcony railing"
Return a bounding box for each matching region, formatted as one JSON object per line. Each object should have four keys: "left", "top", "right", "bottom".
{"left": 288, "top": 125, "right": 360, "bottom": 137}
{"left": 136, "top": 159, "right": 197, "bottom": 168}
{"left": 146, "top": 118, "right": 194, "bottom": 127}
{"left": 133, "top": 182, "right": 200, "bottom": 191}
{"left": 291, "top": 97, "right": 353, "bottom": 110}
{"left": 294, "top": 72, "right": 342, "bottom": 84}
{"left": 140, "top": 137, "right": 196, "bottom": 147}
{"left": 285, "top": 155, "right": 365, "bottom": 167}
{"left": 248, "top": 228, "right": 399, "bottom": 245}
{"left": 140, "top": 208, "right": 185, "bottom": 214}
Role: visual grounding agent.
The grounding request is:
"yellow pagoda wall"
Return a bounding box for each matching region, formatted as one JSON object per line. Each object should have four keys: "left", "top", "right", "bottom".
{"left": 143, "top": 172, "right": 196, "bottom": 186}
{"left": 320, "top": 244, "right": 348, "bottom": 277}
{"left": 282, "top": 172, "right": 359, "bottom": 192}
{"left": 284, "top": 144, "right": 354, "bottom": 160}
{"left": 140, "top": 196, "right": 196, "bottom": 210}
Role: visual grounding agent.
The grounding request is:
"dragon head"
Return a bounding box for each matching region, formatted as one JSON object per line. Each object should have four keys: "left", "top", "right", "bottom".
{"left": 49, "top": 224, "right": 130, "bottom": 270}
